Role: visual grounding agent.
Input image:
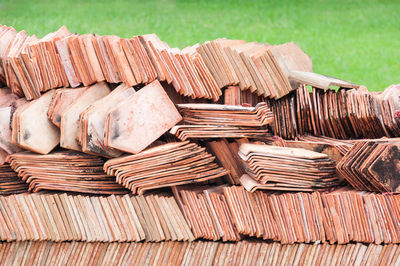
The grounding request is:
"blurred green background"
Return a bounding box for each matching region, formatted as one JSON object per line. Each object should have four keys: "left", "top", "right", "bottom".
{"left": 1, "top": 0, "right": 399, "bottom": 91}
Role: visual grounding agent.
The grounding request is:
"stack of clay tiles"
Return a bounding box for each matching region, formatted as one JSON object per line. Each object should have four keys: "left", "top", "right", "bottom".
{"left": 1, "top": 23, "right": 400, "bottom": 265}
{"left": 0, "top": 25, "right": 316, "bottom": 102}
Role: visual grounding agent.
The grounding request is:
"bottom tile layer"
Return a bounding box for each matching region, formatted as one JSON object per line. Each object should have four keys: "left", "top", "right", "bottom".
{"left": 0, "top": 240, "right": 399, "bottom": 265}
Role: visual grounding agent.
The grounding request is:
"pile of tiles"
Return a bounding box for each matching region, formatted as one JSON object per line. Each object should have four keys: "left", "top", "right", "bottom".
{"left": 1, "top": 23, "right": 400, "bottom": 264}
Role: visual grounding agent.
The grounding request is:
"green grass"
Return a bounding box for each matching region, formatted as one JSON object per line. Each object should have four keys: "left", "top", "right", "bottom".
{"left": 1, "top": 0, "right": 399, "bottom": 91}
